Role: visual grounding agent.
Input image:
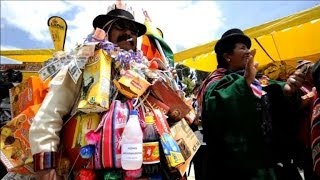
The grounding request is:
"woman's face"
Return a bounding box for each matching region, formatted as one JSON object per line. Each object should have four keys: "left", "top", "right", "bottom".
{"left": 224, "top": 43, "right": 251, "bottom": 71}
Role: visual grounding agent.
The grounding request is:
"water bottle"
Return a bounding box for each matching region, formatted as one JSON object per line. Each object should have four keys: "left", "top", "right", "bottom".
{"left": 121, "top": 110, "right": 143, "bottom": 170}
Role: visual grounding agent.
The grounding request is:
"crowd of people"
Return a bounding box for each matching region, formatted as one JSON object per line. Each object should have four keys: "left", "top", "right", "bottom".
{"left": 0, "top": 1, "right": 319, "bottom": 180}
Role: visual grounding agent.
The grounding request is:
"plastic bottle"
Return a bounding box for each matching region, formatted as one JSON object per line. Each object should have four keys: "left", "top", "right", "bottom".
{"left": 121, "top": 110, "right": 143, "bottom": 170}
{"left": 142, "top": 115, "right": 161, "bottom": 177}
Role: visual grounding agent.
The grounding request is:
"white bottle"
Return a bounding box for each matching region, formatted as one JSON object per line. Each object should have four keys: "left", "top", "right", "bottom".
{"left": 121, "top": 110, "right": 143, "bottom": 170}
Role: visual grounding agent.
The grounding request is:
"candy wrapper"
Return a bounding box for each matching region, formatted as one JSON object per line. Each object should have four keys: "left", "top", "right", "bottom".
{"left": 113, "top": 69, "right": 151, "bottom": 98}
{"left": 160, "top": 133, "right": 184, "bottom": 168}
{"left": 0, "top": 104, "right": 41, "bottom": 173}
{"left": 9, "top": 76, "right": 49, "bottom": 117}
{"left": 153, "top": 109, "right": 184, "bottom": 168}
{"left": 72, "top": 113, "right": 101, "bottom": 148}
{"left": 78, "top": 49, "right": 111, "bottom": 113}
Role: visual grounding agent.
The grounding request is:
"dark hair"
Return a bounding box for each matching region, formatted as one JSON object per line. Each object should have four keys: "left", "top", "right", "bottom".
{"left": 312, "top": 60, "right": 320, "bottom": 91}
{"left": 216, "top": 42, "right": 236, "bottom": 69}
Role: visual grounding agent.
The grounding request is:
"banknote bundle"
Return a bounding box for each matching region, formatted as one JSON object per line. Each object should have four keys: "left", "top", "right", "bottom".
{"left": 38, "top": 54, "right": 88, "bottom": 84}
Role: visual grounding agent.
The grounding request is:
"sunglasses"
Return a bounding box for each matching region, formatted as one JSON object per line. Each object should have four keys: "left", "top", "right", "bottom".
{"left": 112, "top": 19, "right": 139, "bottom": 35}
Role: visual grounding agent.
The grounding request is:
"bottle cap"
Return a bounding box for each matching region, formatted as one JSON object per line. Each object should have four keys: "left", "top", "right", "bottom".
{"left": 130, "top": 110, "right": 138, "bottom": 116}
{"left": 145, "top": 116, "right": 154, "bottom": 124}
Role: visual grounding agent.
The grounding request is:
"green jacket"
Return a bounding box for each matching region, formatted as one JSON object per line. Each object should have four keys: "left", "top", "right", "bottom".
{"left": 202, "top": 73, "right": 299, "bottom": 179}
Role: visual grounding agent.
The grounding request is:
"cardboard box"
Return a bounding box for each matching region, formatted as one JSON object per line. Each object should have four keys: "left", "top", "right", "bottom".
{"left": 77, "top": 49, "right": 111, "bottom": 113}
{"left": 114, "top": 69, "right": 151, "bottom": 98}
{"left": 150, "top": 80, "right": 191, "bottom": 121}
{"left": 170, "top": 119, "right": 201, "bottom": 176}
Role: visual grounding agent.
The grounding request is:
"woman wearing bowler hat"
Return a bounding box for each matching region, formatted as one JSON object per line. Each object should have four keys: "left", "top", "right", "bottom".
{"left": 197, "top": 28, "right": 306, "bottom": 179}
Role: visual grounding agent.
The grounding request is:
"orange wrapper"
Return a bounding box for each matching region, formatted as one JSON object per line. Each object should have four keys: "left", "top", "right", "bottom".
{"left": 9, "top": 76, "right": 49, "bottom": 117}
{"left": 0, "top": 104, "right": 41, "bottom": 173}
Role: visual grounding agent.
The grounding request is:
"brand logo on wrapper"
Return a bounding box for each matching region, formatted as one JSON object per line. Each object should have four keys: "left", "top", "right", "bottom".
{"left": 87, "top": 55, "right": 100, "bottom": 65}
{"left": 89, "top": 97, "right": 96, "bottom": 104}
{"left": 50, "top": 18, "right": 65, "bottom": 30}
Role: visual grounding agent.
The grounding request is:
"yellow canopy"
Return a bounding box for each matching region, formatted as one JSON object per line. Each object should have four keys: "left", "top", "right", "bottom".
{"left": 0, "top": 49, "right": 55, "bottom": 63}
{"left": 174, "top": 5, "right": 320, "bottom": 72}
{"left": 0, "top": 49, "right": 55, "bottom": 81}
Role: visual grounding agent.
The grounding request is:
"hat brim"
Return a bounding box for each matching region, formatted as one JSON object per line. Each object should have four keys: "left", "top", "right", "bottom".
{"left": 214, "top": 33, "right": 251, "bottom": 54}
{"left": 93, "top": 14, "right": 146, "bottom": 37}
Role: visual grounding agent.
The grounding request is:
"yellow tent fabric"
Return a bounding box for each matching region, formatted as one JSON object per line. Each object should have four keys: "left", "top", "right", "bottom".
{"left": 0, "top": 49, "right": 55, "bottom": 63}
{"left": 0, "top": 49, "right": 55, "bottom": 81}
{"left": 174, "top": 5, "right": 320, "bottom": 72}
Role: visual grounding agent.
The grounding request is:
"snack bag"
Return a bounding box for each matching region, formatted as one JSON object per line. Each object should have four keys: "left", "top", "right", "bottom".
{"left": 0, "top": 104, "right": 41, "bottom": 173}
{"left": 78, "top": 49, "right": 111, "bottom": 113}
{"left": 72, "top": 112, "right": 101, "bottom": 148}
{"left": 113, "top": 69, "right": 151, "bottom": 98}
{"left": 9, "top": 76, "right": 49, "bottom": 117}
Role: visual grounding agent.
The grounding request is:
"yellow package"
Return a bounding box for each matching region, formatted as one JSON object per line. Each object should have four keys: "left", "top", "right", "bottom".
{"left": 78, "top": 49, "right": 111, "bottom": 113}
{"left": 71, "top": 112, "right": 101, "bottom": 148}
{"left": 160, "top": 133, "right": 185, "bottom": 168}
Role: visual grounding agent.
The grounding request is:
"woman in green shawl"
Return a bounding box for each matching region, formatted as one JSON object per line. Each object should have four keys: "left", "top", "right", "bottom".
{"left": 198, "top": 28, "right": 306, "bottom": 180}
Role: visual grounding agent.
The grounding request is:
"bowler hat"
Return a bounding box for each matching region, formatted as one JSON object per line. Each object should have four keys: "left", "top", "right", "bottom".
{"left": 93, "top": 5, "right": 146, "bottom": 37}
{"left": 214, "top": 28, "right": 251, "bottom": 54}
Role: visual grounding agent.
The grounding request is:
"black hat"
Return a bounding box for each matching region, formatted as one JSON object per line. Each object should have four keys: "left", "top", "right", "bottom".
{"left": 93, "top": 7, "right": 146, "bottom": 37}
{"left": 214, "top": 28, "right": 251, "bottom": 54}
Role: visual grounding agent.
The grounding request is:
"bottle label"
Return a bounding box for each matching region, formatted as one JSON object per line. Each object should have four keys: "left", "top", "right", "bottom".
{"left": 122, "top": 144, "right": 142, "bottom": 161}
{"left": 143, "top": 142, "right": 160, "bottom": 164}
